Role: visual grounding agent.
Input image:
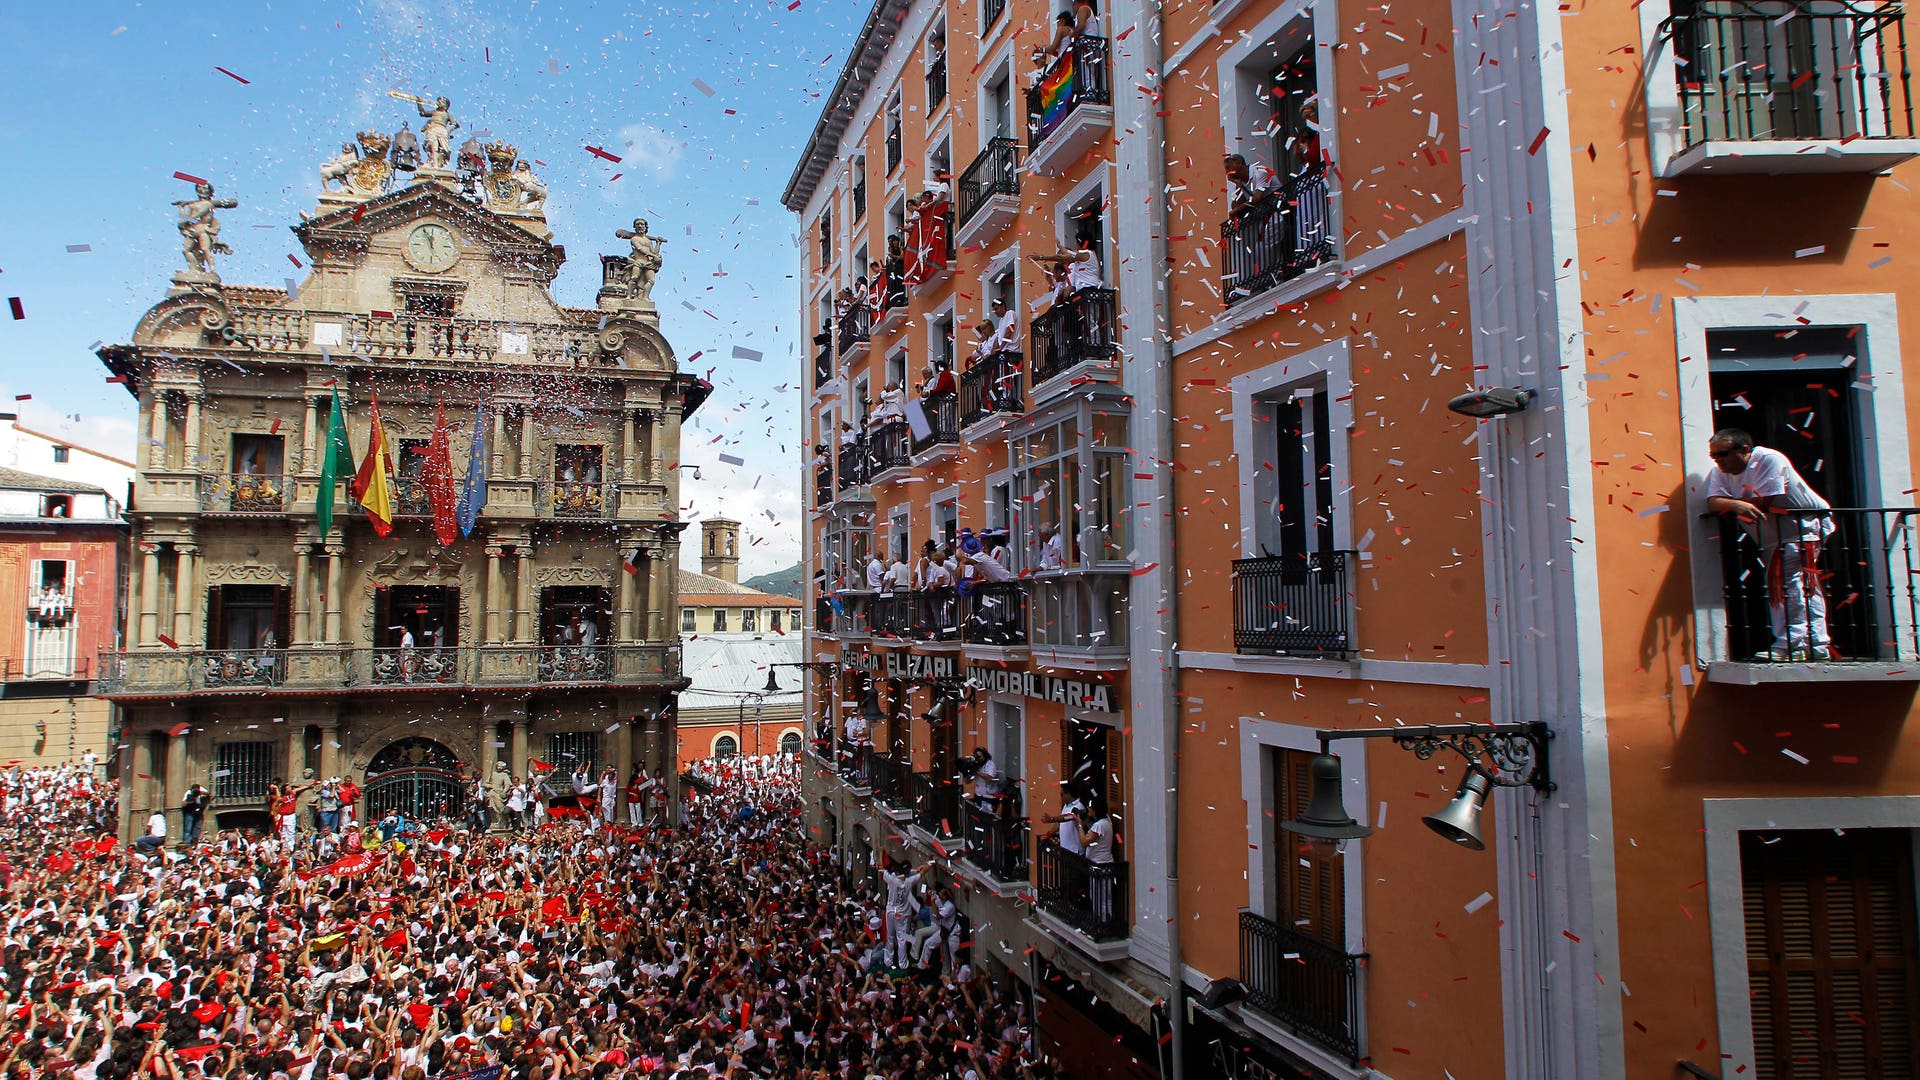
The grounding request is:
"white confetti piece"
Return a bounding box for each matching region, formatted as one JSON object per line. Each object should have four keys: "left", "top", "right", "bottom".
{"left": 65, "top": 244, "right": 91, "bottom": 253}
{"left": 718, "top": 453, "right": 746, "bottom": 466}
{"left": 1782, "top": 749, "right": 1810, "bottom": 764}
{"left": 1794, "top": 245, "right": 1826, "bottom": 258}
{"left": 732, "top": 346, "right": 763, "bottom": 362}
{"left": 1464, "top": 891, "right": 1494, "bottom": 914}
{"left": 692, "top": 78, "right": 716, "bottom": 97}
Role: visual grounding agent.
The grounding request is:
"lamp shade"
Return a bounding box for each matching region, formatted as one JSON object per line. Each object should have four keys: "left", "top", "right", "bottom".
{"left": 1281, "top": 753, "right": 1373, "bottom": 842}
{"left": 1422, "top": 766, "right": 1493, "bottom": 850}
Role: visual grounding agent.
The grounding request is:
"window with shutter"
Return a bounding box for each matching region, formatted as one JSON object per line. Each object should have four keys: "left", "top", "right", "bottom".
{"left": 1273, "top": 746, "right": 1345, "bottom": 949}
{"left": 1742, "top": 828, "right": 1920, "bottom": 1079}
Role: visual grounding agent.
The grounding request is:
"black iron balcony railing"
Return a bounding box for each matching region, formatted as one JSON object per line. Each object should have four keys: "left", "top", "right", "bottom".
{"left": 871, "top": 591, "right": 916, "bottom": 638}
{"left": 963, "top": 579, "right": 1029, "bottom": 645}
{"left": 1239, "top": 910, "right": 1366, "bottom": 1063}
{"left": 963, "top": 798, "right": 1029, "bottom": 882}
{"left": 836, "top": 303, "right": 872, "bottom": 358}
{"left": 1222, "top": 163, "right": 1334, "bottom": 304}
{"left": 872, "top": 754, "right": 911, "bottom": 806}
{"left": 837, "top": 438, "right": 870, "bottom": 492}
{"left": 910, "top": 771, "right": 964, "bottom": 838}
{"left": 1232, "top": 551, "right": 1354, "bottom": 657}
{"left": 927, "top": 53, "right": 948, "bottom": 110}
{"left": 957, "top": 137, "right": 1022, "bottom": 231}
{"left": 837, "top": 745, "right": 875, "bottom": 790}
{"left": 201, "top": 473, "right": 289, "bottom": 514}
{"left": 370, "top": 646, "right": 461, "bottom": 685}
{"left": 390, "top": 475, "right": 433, "bottom": 517}
{"left": 960, "top": 350, "right": 1025, "bottom": 427}
{"left": 538, "top": 644, "right": 610, "bottom": 683}
{"left": 1030, "top": 287, "right": 1118, "bottom": 385}
{"left": 916, "top": 585, "right": 961, "bottom": 641}
{"left": 853, "top": 177, "right": 867, "bottom": 222}
{"left": 814, "top": 341, "right": 833, "bottom": 387}
{"left": 886, "top": 123, "right": 903, "bottom": 174}
{"left": 1026, "top": 36, "right": 1113, "bottom": 147}
{"left": 204, "top": 648, "right": 286, "bottom": 689}
{"left": 814, "top": 464, "right": 833, "bottom": 507}
{"left": 1035, "top": 836, "right": 1128, "bottom": 941}
{"left": 870, "top": 419, "right": 913, "bottom": 476}
{"left": 1667, "top": 0, "right": 1916, "bottom": 150}
{"left": 912, "top": 393, "right": 960, "bottom": 454}
{"left": 1710, "top": 507, "right": 1920, "bottom": 661}
{"left": 983, "top": 0, "right": 1008, "bottom": 31}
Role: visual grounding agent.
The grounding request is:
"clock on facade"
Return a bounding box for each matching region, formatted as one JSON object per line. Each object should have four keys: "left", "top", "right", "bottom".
{"left": 404, "top": 223, "right": 458, "bottom": 273}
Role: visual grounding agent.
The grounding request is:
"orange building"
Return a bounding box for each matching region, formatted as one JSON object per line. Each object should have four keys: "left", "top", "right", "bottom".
{"left": 792, "top": 0, "right": 1920, "bottom": 1077}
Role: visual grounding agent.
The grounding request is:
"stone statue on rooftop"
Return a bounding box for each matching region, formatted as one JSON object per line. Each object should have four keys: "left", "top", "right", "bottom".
{"left": 613, "top": 218, "right": 667, "bottom": 305}
{"left": 391, "top": 92, "right": 458, "bottom": 170}
{"left": 174, "top": 182, "right": 237, "bottom": 279}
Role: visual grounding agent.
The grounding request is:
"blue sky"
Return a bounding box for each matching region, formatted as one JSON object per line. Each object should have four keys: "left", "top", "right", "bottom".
{"left": 0, "top": 0, "right": 865, "bottom": 577}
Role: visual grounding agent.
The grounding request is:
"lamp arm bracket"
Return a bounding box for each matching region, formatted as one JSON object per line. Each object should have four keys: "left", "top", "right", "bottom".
{"left": 1315, "top": 722, "right": 1555, "bottom": 794}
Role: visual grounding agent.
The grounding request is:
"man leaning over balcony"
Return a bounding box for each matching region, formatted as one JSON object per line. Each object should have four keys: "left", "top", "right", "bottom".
{"left": 1224, "top": 153, "right": 1277, "bottom": 217}
{"left": 1705, "top": 427, "right": 1835, "bottom": 661}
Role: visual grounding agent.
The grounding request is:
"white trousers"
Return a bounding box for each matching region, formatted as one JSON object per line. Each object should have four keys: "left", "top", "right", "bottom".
{"left": 1768, "top": 542, "right": 1830, "bottom": 651}
{"left": 884, "top": 910, "right": 912, "bottom": 967}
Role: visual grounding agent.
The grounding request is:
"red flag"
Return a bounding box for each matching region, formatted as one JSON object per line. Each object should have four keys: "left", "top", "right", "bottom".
{"left": 380, "top": 929, "right": 407, "bottom": 952}
{"left": 528, "top": 759, "right": 556, "bottom": 773}
{"left": 424, "top": 400, "right": 459, "bottom": 547}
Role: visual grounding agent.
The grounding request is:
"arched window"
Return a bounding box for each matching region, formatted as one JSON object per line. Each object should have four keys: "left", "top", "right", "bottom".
{"left": 779, "top": 731, "right": 803, "bottom": 756}
{"left": 713, "top": 734, "right": 740, "bottom": 759}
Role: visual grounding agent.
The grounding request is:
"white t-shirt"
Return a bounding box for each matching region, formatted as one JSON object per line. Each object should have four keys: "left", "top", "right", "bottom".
{"left": 1084, "top": 817, "right": 1115, "bottom": 864}
{"left": 1064, "top": 252, "right": 1103, "bottom": 292}
{"left": 1705, "top": 445, "right": 1832, "bottom": 545}
{"left": 1039, "top": 532, "right": 1066, "bottom": 570}
{"left": 147, "top": 812, "right": 167, "bottom": 839}
{"left": 865, "top": 558, "right": 887, "bottom": 590}
{"left": 1057, "top": 799, "right": 1084, "bottom": 854}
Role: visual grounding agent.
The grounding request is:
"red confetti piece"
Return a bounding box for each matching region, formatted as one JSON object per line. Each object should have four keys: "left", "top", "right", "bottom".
{"left": 6, "top": 298, "right": 21, "bottom": 321}
{"left": 1563, "top": 929, "right": 1582, "bottom": 943}
{"left": 1527, "top": 127, "right": 1551, "bottom": 155}
{"left": 288, "top": 254, "right": 303, "bottom": 268}
{"left": 214, "top": 66, "right": 250, "bottom": 84}
{"left": 270, "top": 417, "right": 282, "bottom": 435}
{"left": 173, "top": 171, "right": 208, "bottom": 185}
{"left": 13, "top": 394, "right": 28, "bottom": 401}
{"left": 585, "top": 145, "right": 623, "bottom": 163}
{"left": 157, "top": 634, "right": 178, "bottom": 650}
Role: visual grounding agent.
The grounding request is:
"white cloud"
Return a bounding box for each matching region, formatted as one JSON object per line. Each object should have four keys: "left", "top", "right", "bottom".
{"left": 616, "top": 122, "right": 687, "bottom": 179}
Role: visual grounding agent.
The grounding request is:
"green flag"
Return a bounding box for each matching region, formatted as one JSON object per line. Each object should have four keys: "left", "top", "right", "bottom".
{"left": 316, "top": 388, "right": 358, "bottom": 536}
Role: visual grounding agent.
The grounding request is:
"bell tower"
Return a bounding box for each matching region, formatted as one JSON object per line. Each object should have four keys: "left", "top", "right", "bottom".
{"left": 701, "top": 518, "right": 741, "bottom": 583}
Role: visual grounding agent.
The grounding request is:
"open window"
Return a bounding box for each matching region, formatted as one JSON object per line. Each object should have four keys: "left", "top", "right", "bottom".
{"left": 541, "top": 585, "right": 611, "bottom": 647}
{"left": 818, "top": 210, "right": 833, "bottom": 270}
{"left": 375, "top": 584, "right": 459, "bottom": 650}
{"left": 680, "top": 607, "right": 697, "bottom": 633}
{"left": 713, "top": 607, "right": 730, "bottom": 632}
{"left": 926, "top": 22, "right": 948, "bottom": 113}
{"left": 885, "top": 91, "right": 904, "bottom": 175}
{"left": 25, "top": 559, "right": 75, "bottom": 678}
{"left": 39, "top": 495, "right": 71, "bottom": 519}
{"left": 553, "top": 445, "right": 604, "bottom": 483}
{"left": 208, "top": 584, "right": 290, "bottom": 651}
{"left": 851, "top": 157, "right": 867, "bottom": 222}
{"left": 742, "top": 607, "right": 759, "bottom": 632}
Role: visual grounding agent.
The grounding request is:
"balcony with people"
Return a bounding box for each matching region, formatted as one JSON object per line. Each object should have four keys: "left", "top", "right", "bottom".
{"left": 1017, "top": 406, "right": 1132, "bottom": 665}
{"left": 1652, "top": 0, "right": 1920, "bottom": 175}
{"left": 835, "top": 291, "right": 872, "bottom": 360}
{"left": 1027, "top": 247, "right": 1117, "bottom": 392}
{"left": 1024, "top": 25, "right": 1112, "bottom": 175}
{"left": 202, "top": 434, "right": 288, "bottom": 514}
{"left": 540, "top": 446, "right": 612, "bottom": 519}
{"left": 862, "top": 531, "right": 1020, "bottom": 646}
{"left": 866, "top": 246, "right": 911, "bottom": 338}
{"left": 910, "top": 769, "right": 966, "bottom": 845}
{"left": 1035, "top": 802, "right": 1127, "bottom": 956}
{"left": 1222, "top": 158, "right": 1334, "bottom": 305}
{"left": 903, "top": 187, "right": 955, "bottom": 296}
{"left": 911, "top": 362, "right": 961, "bottom": 461}
{"left": 955, "top": 137, "right": 1023, "bottom": 249}
{"left": 835, "top": 425, "right": 872, "bottom": 494}
{"left": 960, "top": 751, "right": 1028, "bottom": 887}
{"left": 867, "top": 383, "right": 915, "bottom": 481}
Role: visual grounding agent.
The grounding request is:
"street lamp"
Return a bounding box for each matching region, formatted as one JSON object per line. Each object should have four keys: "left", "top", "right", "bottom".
{"left": 1281, "top": 722, "right": 1553, "bottom": 852}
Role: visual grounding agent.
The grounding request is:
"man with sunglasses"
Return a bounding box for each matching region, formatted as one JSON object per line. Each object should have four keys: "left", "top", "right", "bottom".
{"left": 1704, "top": 427, "right": 1835, "bottom": 660}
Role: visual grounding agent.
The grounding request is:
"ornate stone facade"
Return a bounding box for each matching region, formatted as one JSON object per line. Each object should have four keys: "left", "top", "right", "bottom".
{"left": 99, "top": 105, "right": 706, "bottom": 839}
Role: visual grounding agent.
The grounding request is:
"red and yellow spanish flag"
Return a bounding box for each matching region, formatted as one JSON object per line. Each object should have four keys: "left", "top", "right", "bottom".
{"left": 351, "top": 392, "right": 396, "bottom": 538}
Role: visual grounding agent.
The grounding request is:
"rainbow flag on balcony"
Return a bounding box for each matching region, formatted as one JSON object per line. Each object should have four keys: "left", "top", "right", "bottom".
{"left": 1038, "top": 49, "right": 1077, "bottom": 134}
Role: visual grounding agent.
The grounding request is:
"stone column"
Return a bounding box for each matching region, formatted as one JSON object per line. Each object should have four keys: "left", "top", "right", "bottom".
{"left": 515, "top": 549, "right": 535, "bottom": 642}
{"left": 301, "top": 395, "right": 320, "bottom": 474}
{"left": 614, "top": 720, "right": 634, "bottom": 787}
{"left": 616, "top": 546, "right": 638, "bottom": 643}
{"left": 293, "top": 544, "right": 313, "bottom": 644}
{"left": 484, "top": 545, "right": 504, "bottom": 644}
{"left": 639, "top": 413, "right": 657, "bottom": 484}
{"left": 323, "top": 541, "right": 345, "bottom": 644}
{"left": 172, "top": 545, "right": 198, "bottom": 646}
{"left": 317, "top": 717, "right": 340, "bottom": 781}
{"left": 128, "top": 733, "right": 155, "bottom": 842}
{"left": 137, "top": 547, "right": 162, "bottom": 646}
{"left": 518, "top": 408, "right": 536, "bottom": 481}
{"left": 621, "top": 411, "right": 637, "bottom": 481}
{"left": 182, "top": 393, "right": 203, "bottom": 473}
{"left": 146, "top": 393, "right": 169, "bottom": 472}
{"left": 510, "top": 717, "right": 529, "bottom": 776}
{"left": 164, "top": 727, "right": 188, "bottom": 837}
{"left": 479, "top": 709, "right": 499, "bottom": 781}
{"left": 491, "top": 408, "right": 508, "bottom": 479}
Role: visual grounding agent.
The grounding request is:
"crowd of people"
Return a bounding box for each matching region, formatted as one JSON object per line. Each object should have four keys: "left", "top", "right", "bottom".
{"left": 0, "top": 758, "right": 1061, "bottom": 1080}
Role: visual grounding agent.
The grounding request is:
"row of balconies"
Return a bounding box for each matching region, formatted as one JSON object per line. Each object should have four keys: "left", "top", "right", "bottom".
{"left": 816, "top": 577, "right": 1122, "bottom": 654}
{"left": 165, "top": 472, "right": 671, "bottom": 523}
{"left": 95, "top": 642, "right": 680, "bottom": 698}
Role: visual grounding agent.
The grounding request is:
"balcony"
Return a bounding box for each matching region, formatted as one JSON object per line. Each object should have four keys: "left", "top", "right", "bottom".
{"left": 1231, "top": 552, "right": 1355, "bottom": 658}
{"left": 872, "top": 292, "right": 910, "bottom": 338}
{"left": 1706, "top": 507, "right": 1920, "bottom": 682}
{"left": 927, "top": 53, "right": 948, "bottom": 112}
{"left": 905, "top": 207, "right": 955, "bottom": 297}
{"left": 1658, "top": 0, "right": 1920, "bottom": 175}
{"left": 230, "top": 308, "right": 605, "bottom": 366}
{"left": 200, "top": 473, "right": 289, "bottom": 515}
{"left": 1030, "top": 288, "right": 1119, "bottom": 389}
{"left": 836, "top": 438, "right": 871, "bottom": 493}
{"left": 956, "top": 137, "right": 1023, "bottom": 249}
{"left": 886, "top": 123, "right": 903, "bottom": 176}
{"left": 869, "top": 419, "right": 913, "bottom": 479}
{"left": 0, "top": 656, "right": 90, "bottom": 683}
{"left": 1239, "top": 910, "right": 1366, "bottom": 1064}
{"left": 837, "top": 745, "right": 876, "bottom": 792}
{"left": 96, "top": 643, "right": 680, "bottom": 698}
{"left": 836, "top": 303, "right": 872, "bottom": 360}
{"left": 814, "top": 339, "right": 833, "bottom": 389}
{"left": 814, "top": 462, "right": 833, "bottom": 509}
{"left": 1222, "top": 165, "right": 1335, "bottom": 305}
{"left": 871, "top": 591, "right": 915, "bottom": 639}
{"left": 390, "top": 475, "right": 432, "bottom": 518}
{"left": 963, "top": 799, "right": 1030, "bottom": 884}
{"left": 960, "top": 350, "right": 1025, "bottom": 434}
{"left": 910, "top": 771, "right": 965, "bottom": 842}
{"left": 540, "top": 481, "right": 614, "bottom": 519}
{"left": 872, "top": 754, "right": 913, "bottom": 813}
{"left": 1035, "top": 836, "right": 1128, "bottom": 943}
{"left": 911, "top": 393, "right": 960, "bottom": 458}
{"left": 1025, "top": 37, "right": 1113, "bottom": 176}
{"left": 1030, "top": 573, "right": 1129, "bottom": 666}
{"left": 962, "top": 580, "right": 1029, "bottom": 648}
{"left": 983, "top": 0, "right": 1007, "bottom": 32}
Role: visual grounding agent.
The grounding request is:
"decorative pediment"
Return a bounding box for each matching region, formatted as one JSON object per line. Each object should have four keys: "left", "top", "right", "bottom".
{"left": 206, "top": 563, "right": 292, "bottom": 587}
{"left": 369, "top": 544, "right": 467, "bottom": 582}
{"left": 534, "top": 564, "right": 612, "bottom": 587}
{"left": 295, "top": 184, "right": 565, "bottom": 281}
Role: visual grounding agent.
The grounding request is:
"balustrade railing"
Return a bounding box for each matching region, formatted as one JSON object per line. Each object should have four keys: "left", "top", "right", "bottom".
{"left": 1231, "top": 551, "right": 1354, "bottom": 657}
{"left": 201, "top": 473, "right": 289, "bottom": 514}
{"left": 910, "top": 772, "right": 964, "bottom": 838}
{"left": 869, "top": 419, "right": 913, "bottom": 476}
{"left": 370, "top": 646, "right": 461, "bottom": 685}
{"left": 956, "top": 137, "right": 1022, "bottom": 231}
{"left": 912, "top": 394, "right": 960, "bottom": 455}
{"left": 837, "top": 438, "right": 870, "bottom": 492}
{"left": 1710, "top": 507, "right": 1920, "bottom": 661}
{"left": 963, "top": 799, "right": 1029, "bottom": 882}
{"left": 1025, "top": 37, "right": 1112, "bottom": 147}
{"left": 227, "top": 308, "right": 603, "bottom": 365}
{"left": 1239, "top": 910, "right": 1366, "bottom": 1063}
{"left": 960, "top": 350, "right": 1024, "bottom": 427}
{"left": 871, "top": 755, "right": 912, "bottom": 808}
{"left": 836, "top": 304, "right": 872, "bottom": 358}
{"left": 1222, "top": 164, "right": 1334, "bottom": 303}
{"left": 97, "top": 643, "right": 678, "bottom": 695}
{"left": 963, "top": 580, "right": 1028, "bottom": 645}
{"left": 1030, "top": 287, "right": 1118, "bottom": 386}
{"left": 1035, "top": 837, "right": 1127, "bottom": 941}
{"left": 927, "top": 53, "right": 948, "bottom": 110}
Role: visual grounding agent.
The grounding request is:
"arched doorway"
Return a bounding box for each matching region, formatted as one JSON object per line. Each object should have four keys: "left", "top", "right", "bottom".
{"left": 363, "top": 738, "right": 467, "bottom": 822}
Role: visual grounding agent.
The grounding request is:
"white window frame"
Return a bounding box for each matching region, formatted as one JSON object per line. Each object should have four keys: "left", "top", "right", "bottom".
{"left": 1675, "top": 293, "right": 1913, "bottom": 666}
{"left": 1703, "top": 796, "right": 1920, "bottom": 1075}
{"left": 1232, "top": 339, "right": 1355, "bottom": 558}
{"left": 680, "top": 607, "right": 697, "bottom": 633}
{"left": 986, "top": 695, "right": 1026, "bottom": 788}
{"left": 1215, "top": 0, "right": 1344, "bottom": 256}
{"left": 1053, "top": 169, "right": 1112, "bottom": 280}
{"left": 1239, "top": 716, "right": 1370, "bottom": 1074}
{"left": 930, "top": 484, "right": 961, "bottom": 548}
{"left": 887, "top": 503, "right": 911, "bottom": 564}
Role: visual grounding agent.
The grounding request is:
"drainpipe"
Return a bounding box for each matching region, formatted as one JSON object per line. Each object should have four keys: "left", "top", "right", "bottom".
{"left": 1128, "top": 1, "right": 1183, "bottom": 1076}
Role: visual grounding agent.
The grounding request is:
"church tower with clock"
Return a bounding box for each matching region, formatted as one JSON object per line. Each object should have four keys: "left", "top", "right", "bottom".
{"left": 97, "top": 100, "right": 703, "bottom": 838}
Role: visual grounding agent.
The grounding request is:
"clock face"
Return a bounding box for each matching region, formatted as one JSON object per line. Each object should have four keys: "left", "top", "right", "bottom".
{"left": 405, "top": 223, "right": 458, "bottom": 272}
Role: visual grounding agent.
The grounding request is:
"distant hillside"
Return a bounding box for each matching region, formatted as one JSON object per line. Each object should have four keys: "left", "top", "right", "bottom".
{"left": 742, "top": 562, "right": 805, "bottom": 600}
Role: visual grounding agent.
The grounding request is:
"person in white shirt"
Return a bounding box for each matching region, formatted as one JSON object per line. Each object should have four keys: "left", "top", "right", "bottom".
{"left": 1705, "top": 428, "right": 1835, "bottom": 660}
{"left": 968, "top": 748, "right": 1001, "bottom": 806}
{"left": 865, "top": 553, "right": 888, "bottom": 592}
{"left": 1224, "top": 153, "right": 1279, "bottom": 213}
{"left": 1048, "top": 787, "right": 1085, "bottom": 855}
{"left": 880, "top": 857, "right": 929, "bottom": 969}
{"left": 1038, "top": 524, "right": 1066, "bottom": 570}
{"left": 1080, "top": 804, "right": 1118, "bottom": 930}
{"left": 135, "top": 810, "right": 168, "bottom": 854}
{"left": 887, "top": 553, "right": 913, "bottom": 592}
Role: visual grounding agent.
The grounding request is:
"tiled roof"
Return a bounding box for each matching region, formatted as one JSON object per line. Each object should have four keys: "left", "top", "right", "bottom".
{"left": 677, "top": 568, "right": 800, "bottom": 605}
{"left": 0, "top": 466, "right": 107, "bottom": 495}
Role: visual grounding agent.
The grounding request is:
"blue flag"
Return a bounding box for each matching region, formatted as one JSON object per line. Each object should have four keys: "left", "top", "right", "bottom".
{"left": 455, "top": 405, "right": 488, "bottom": 537}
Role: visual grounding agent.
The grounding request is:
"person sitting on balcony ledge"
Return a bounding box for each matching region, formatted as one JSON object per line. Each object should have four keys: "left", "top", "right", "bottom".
{"left": 36, "top": 584, "right": 68, "bottom": 621}
{"left": 872, "top": 379, "right": 905, "bottom": 427}
{"left": 1705, "top": 427, "right": 1835, "bottom": 661}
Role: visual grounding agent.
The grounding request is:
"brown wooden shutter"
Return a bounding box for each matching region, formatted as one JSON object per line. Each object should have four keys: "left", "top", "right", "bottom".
{"left": 1743, "top": 828, "right": 1920, "bottom": 1079}
{"left": 1276, "top": 747, "right": 1345, "bottom": 950}
{"left": 206, "top": 586, "right": 226, "bottom": 648}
